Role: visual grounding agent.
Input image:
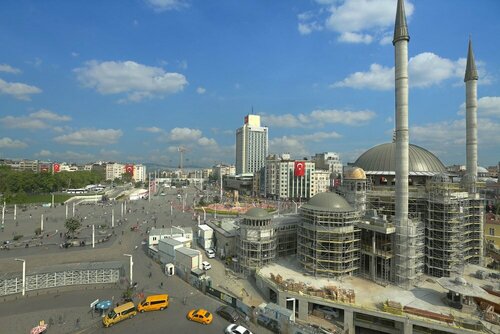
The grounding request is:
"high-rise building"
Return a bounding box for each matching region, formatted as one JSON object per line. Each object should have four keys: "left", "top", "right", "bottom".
{"left": 235, "top": 114, "right": 268, "bottom": 175}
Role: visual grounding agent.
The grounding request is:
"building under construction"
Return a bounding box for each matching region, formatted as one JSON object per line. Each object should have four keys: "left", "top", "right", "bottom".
{"left": 237, "top": 208, "right": 277, "bottom": 275}
{"left": 339, "top": 148, "right": 484, "bottom": 283}
{"left": 297, "top": 192, "right": 360, "bottom": 277}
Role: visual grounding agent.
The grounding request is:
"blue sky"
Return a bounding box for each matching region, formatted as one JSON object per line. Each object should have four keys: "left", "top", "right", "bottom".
{"left": 0, "top": 0, "right": 499, "bottom": 168}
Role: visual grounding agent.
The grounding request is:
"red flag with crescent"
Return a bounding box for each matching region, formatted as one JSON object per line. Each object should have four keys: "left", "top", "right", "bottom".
{"left": 294, "top": 161, "right": 305, "bottom": 177}
{"left": 125, "top": 164, "right": 134, "bottom": 177}
{"left": 53, "top": 163, "right": 60, "bottom": 173}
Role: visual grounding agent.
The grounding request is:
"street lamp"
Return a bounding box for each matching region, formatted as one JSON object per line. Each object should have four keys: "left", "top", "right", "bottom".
{"left": 123, "top": 254, "right": 133, "bottom": 285}
{"left": 286, "top": 297, "right": 296, "bottom": 322}
{"left": 15, "top": 258, "right": 26, "bottom": 296}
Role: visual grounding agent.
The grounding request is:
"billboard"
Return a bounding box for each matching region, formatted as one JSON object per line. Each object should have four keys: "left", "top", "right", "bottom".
{"left": 294, "top": 161, "right": 305, "bottom": 177}
{"left": 53, "top": 163, "right": 60, "bottom": 173}
{"left": 125, "top": 164, "right": 134, "bottom": 177}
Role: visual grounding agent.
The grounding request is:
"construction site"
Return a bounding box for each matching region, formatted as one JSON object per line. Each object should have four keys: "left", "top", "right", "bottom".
{"left": 237, "top": 208, "right": 277, "bottom": 275}
{"left": 297, "top": 192, "right": 360, "bottom": 278}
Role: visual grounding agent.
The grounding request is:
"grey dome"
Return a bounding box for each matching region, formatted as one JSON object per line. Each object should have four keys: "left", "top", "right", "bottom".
{"left": 354, "top": 143, "right": 445, "bottom": 175}
{"left": 243, "top": 207, "right": 271, "bottom": 219}
{"left": 302, "top": 192, "right": 354, "bottom": 212}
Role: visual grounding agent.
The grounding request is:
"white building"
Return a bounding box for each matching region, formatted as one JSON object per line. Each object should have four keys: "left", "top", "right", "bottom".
{"left": 105, "top": 163, "right": 146, "bottom": 182}
{"left": 311, "top": 169, "right": 331, "bottom": 196}
{"left": 105, "top": 163, "right": 124, "bottom": 181}
{"left": 265, "top": 154, "right": 315, "bottom": 199}
{"left": 236, "top": 114, "right": 268, "bottom": 175}
{"left": 312, "top": 152, "right": 343, "bottom": 175}
{"left": 133, "top": 164, "right": 146, "bottom": 183}
{"left": 213, "top": 164, "right": 236, "bottom": 178}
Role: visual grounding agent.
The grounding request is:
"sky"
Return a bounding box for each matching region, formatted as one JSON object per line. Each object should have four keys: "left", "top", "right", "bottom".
{"left": 0, "top": 0, "right": 499, "bottom": 168}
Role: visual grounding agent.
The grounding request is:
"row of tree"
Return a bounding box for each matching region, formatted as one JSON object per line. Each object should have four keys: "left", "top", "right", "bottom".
{"left": 0, "top": 166, "right": 105, "bottom": 195}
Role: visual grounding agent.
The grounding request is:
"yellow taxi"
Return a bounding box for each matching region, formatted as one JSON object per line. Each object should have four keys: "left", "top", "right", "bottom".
{"left": 187, "top": 308, "right": 213, "bottom": 325}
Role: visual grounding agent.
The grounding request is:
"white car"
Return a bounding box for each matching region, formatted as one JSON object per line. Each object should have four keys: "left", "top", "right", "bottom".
{"left": 206, "top": 248, "right": 216, "bottom": 258}
{"left": 225, "top": 324, "right": 253, "bottom": 334}
{"left": 202, "top": 261, "right": 211, "bottom": 270}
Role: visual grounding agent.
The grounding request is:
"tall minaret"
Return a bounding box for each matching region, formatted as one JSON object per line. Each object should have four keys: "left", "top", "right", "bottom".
{"left": 393, "top": 0, "right": 410, "bottom": 226}
{"left": 464, "top": 38, "right": 478, "bottom": 191}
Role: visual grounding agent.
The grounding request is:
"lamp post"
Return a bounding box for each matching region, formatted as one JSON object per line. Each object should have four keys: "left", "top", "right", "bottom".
{"left": 15, "top": 258, "right": 26, "bottom": 296}
{"left": 123, "top": 254, "right": 133, "bottom": 284}
{"left": 111, "top": 208, "right": 115, "bottom": 228}
{"left": 92, "top": 224, "right": 95, "bottom": 248}
{"left": 286, "top": 297, "right": 296, "bottom": 322}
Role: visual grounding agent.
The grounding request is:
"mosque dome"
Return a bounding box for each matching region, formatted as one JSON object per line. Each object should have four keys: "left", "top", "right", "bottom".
{"left": 354, "top": 142, "right": 446, "bottom": 175}
{"left": 243, "top": 207, "right": 271, "bottom": 219}
{"left": 302, "top": 192, "right": 354, "bottom": 212}
{"left": 344, "top": 167, "right": 366, "bottom": 180}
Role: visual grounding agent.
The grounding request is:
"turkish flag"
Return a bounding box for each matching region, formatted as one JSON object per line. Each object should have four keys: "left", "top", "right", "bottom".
{"left": 53, "top": 163, "right": 60, "bottom": 173}
{"left": 294, "top": 161, "right": 305, "bottom": 177}
{"left": 125, "top": 164, "right": 134, "bottom": 176}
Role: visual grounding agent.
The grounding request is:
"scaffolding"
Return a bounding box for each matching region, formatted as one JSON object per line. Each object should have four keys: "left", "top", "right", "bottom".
{"left": 297, "top": 207, "right": 360, "bottom": 278}
{"left": 358, "top": 215, "right": 396, "bottom": 284}
{"left": 425, "top": 176, "right": 484, "bottom": 277}
{"left": 238, "top": 216, "right": 277, "bottom": 275}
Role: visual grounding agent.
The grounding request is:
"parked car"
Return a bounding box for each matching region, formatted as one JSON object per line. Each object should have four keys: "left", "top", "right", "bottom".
{"left": 206, "top": 248, "right": 216, "bottom": 258}
{"left": 216, "top": 305, "right": 240, "bottom": 323}
{"left": 187, "top": 308, "right": 213, "bottom": 325}
{"left": 202, "top": 261, "right": 211, "bottom": 270}
{"left": 225, "top": 324, "right": 253, "bottom": 334}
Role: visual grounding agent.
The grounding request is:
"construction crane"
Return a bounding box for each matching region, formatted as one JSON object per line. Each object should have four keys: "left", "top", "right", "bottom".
{"left": 178, "top": 146, "right": 188, "bottom": 172}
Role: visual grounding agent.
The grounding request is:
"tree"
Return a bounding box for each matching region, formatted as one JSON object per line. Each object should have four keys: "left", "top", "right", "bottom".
{"left": 65, "top": 217, "right": 81, "bottom": 237}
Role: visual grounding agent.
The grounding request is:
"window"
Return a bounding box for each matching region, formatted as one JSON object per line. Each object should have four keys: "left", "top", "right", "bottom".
{"left": 490, "top": 228, "right": 495, "bottom": 236}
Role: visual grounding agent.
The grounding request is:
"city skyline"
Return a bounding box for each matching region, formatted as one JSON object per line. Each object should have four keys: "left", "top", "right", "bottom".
{"left": 0, "top": 0, "right": 499, "bottom": 167}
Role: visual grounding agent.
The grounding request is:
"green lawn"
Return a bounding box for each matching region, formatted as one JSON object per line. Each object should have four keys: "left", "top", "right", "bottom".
{"left": 3, "top": 193, "right": 74, "bottom": 205}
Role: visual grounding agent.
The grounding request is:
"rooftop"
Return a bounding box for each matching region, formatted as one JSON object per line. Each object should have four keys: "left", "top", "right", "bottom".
{"left": 258, "top": 258, "right": 500, "bottom": 325}
{"left": 301, "top": 192, "right": 354, "bottom": 213}
{"left": 354, "top": 142, "right": 446, "bottom": 175}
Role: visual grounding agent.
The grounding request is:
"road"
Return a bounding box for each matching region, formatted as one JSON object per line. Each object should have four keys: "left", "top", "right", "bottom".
{"left": 0, "top": 185, "right": 270, "bottom": 333}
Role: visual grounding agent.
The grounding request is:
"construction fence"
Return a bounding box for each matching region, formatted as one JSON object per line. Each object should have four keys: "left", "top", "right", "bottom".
{"left": 0, "top": 261, "right": 123, "bottom": 297}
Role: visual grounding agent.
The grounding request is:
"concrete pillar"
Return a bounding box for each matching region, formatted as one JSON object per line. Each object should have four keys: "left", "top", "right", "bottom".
{"left": 371, "top": 232, "right": 376, "bottom": 281}
{"left": 344, "top": 309, "right": 354, "bottom": 334}
{"left": 403, "top": 317, "right": 413, "bottom": 334}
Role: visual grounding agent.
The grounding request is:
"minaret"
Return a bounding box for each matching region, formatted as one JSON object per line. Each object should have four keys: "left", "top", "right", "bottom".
{"left": 393, "top": 0, "right": 410, "bottom": 226}
{"left": 464, "top": 38, "right": 478, "bottom": 192}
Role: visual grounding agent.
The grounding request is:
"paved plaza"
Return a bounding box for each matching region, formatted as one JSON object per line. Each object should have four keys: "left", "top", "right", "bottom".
{"left": 0, "top": 186, "right": 273, "bottom": 333}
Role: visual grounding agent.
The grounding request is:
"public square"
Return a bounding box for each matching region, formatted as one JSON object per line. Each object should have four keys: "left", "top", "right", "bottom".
{"left": 0, "top": 186, "right": 271, "bottom": 334}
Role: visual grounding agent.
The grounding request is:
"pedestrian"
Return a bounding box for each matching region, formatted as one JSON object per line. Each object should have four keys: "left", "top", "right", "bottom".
{"left": 149, "top": 272, "right": 152, "bottom": 278}
{"left": 160, "top": 282, "right": 163, "bottom": 288}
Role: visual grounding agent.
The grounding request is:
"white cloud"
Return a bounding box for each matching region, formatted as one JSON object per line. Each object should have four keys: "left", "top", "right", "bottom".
{"left": 310, "top": 109, "right": 376, "bottom": 125}
{"left": 36, "top": 150, "right": 52, "bottom": 157}
{"left": 0, "top": 110, "right": 71, "bottom": 130}
{"left": 145, "top": 0, "right": 189, "bottom": 12}
{"left": 0, "top": 78, "right": 42, "bottom": 100}
{"left": 0, "top": 64, "right": 21, "bottom": 74}
{"left": 30, "top": 109, "right": 71, "bottom": 121}
{"left": 54, "top": 128, "right": 123, "bottom": 146}
{"left": 270, "top": 132, "right": 342, "bottom": 158}
{"left": 196, "top": 86, "right": 206, "bottom": 94}
{"left": 197, "top": 137, "right": 217, "bottom": 146}
{"left": 458, "top": 96, "right": 500, "bottom": 118}
{"left": 338, "top": 32, "right": 373, "bottom": 44}
{"left": 270, "top": 136, "right": 308, "bottom": 157}
{"left": 168, "top": 127, "right": 202, "bottom": 141}
{"left": 263, "top": 109, "right": 375, "bottom": 128}
{"left": 262, "top": 114, "right": 307, "bottom": 128}
{"left": 137, "top": 126, "right": 165, "bottom": 133}
{"left": 332, "top": 52, "right": 483, "bottom": 90}
{"left": 74, "top": 60, "right": 188, "bottom": 102}
{"left": 299, "top": 0, "right": 414, "bottom": 44}
{"left": 0, "top": 116, "right": 47, "bottom": 129}
{"left": 99, "top": 149, "right": 120, "bottom": 157}
{"left": 412, "top": 118, "right": 500, "bottom": 163}
{"left": 0, "top": 137, "right": 27, "bottom": 149}
{"left": 71, "top": 52, "right": 79, "bottom": 57}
